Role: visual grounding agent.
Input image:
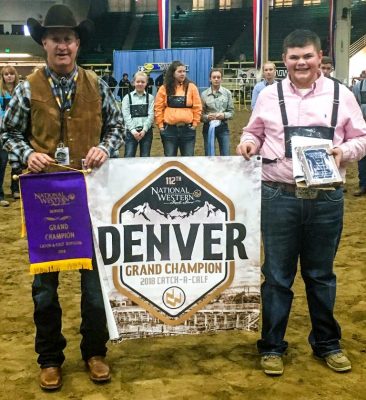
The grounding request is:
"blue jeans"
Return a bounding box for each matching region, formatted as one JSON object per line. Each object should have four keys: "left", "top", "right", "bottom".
{"left": 357, "top": 155, "right": 366, "bottom": 188}
{"left": 202, "top": 122, "right": 230, "bottom": 156}
{"left": 0, "top": 149, "right": 8, "bottom": 199}
{"left": 124, "top": 129, "right": 153, "bottom": 157}
{"left": 258, "top": 183, "right": 344, "bottom": 357}
{"left": 32, "top": 259, "right": 109, "bottom": 367}
{"left": 160, "top": 124, "right": 196, "bottom": 156}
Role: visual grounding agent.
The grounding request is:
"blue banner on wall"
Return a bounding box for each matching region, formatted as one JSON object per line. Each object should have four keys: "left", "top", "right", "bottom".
{"left": 113, "top": 47, "right": 213, "bottom": 91}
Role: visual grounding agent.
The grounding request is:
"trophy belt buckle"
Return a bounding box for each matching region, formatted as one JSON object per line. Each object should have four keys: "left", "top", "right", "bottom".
{"left": 295, "top": 187, "right": 319, "bottom": 199}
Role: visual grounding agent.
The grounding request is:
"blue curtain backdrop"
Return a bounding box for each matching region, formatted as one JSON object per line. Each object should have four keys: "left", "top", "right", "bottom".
{"left": 113, "top": 47, "right": 213, "bottom": 92}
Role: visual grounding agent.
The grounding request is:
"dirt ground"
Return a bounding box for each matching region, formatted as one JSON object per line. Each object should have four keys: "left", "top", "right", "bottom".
{"left": 0, "top": 109, "right": 365, "bottom": 400}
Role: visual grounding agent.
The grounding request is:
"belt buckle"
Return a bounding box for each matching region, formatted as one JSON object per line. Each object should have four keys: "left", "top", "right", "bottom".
{"left": 176, "top": 123, "right": 186, "bottom": 127}
{"left": 295, "top": 187, "right": 318, "bottom": 199}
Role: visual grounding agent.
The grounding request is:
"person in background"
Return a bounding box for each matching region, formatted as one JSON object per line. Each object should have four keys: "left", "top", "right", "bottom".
{"left": 155, "top": 72, "right": 165, "bottom": 90}
{"left": 201, "top": 69, "right": 234, "bottom": 156}
{"left": 320, "top": 57, "right": 348, "bottom": 192}
{"left": 320, "top": 56, "right": 342, "bottom": 84}
{"left": 251, "top": 62, "right": 277, "bottom": 110}
{"left": 0, "top": 135, "right": 8, "bottom": 206}
{"left": 0, "top": 65, "right": 20, "bottom": 205}
{"left": 117, "top": 73, "right": 132, "bottom": 100}
{"left": 155, "top": 60, "right": 202, "bottom": 156}
{"left": 174, "top": 4, "right": 186, "bottom": 19}
{"left": 146, "top": 73, "right": 154, "bottom": 95}
{"left": 352, "top": 71, "right": 366, "bottom": 196}
{"left": 237, "top": 29, "right": 366, "bottom": 376}
{"left": 101, "top": 70, "right": 117, "bottom": 90}
{"left": 1, "top": 4, "right": 123, "bottom": 390}
{"left": 122, "top": 71, "right": 154, "bottom": 157}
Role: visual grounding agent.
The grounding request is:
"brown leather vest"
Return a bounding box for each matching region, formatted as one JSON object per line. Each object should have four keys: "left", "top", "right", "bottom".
{"left": 27, "top": 67, "right": 102, "bottom": 169}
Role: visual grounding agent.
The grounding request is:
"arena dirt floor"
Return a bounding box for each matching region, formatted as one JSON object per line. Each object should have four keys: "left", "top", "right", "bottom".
{"left": 0, "top": 109, "right": 365, "bottom": 400}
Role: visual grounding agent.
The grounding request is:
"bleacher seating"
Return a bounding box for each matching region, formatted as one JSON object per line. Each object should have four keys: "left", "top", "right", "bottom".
{"left": 268, "top": 4, "right": 329, "bottom": 60}
{"left": 78, "top": 3, "right": 366, "bottom": 66}
{"left": 133, "top": 13, "right": 159, "bottom": 50}
{"left": 350, "top": 1, "right": 366, "bottom": 44}
{"left": 79, "top": 12, "right": 132, "bottom": 64}
{"left": 170, "top": 9, "right": 251, "bottom": 65}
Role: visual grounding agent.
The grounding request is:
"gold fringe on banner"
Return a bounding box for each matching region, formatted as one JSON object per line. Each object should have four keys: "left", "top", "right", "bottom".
{"left": 30, "top": 258, "right": 93, "bottom": 275}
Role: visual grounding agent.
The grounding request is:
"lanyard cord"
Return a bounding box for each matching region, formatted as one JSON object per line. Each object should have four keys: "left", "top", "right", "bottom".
{"left": 45, "top": 69, "right": 79, "bottom": 143}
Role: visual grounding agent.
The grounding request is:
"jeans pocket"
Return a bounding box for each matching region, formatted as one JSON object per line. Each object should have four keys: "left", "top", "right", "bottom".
{"left": 322, "top": 188, "right": 344, "bottom": 203}
{"left": 261, "top": 183, "right": 281, "bottom": 201}
{"left": 160, "top": 128, "right": 168, "bottom": 138}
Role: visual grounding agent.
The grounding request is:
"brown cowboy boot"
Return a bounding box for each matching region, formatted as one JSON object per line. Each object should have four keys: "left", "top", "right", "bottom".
{"left": 39, "top": 367, "right": 62, "bottom": 390}
{"left": 86, "top": 356, "right": 111, "bottom": 382}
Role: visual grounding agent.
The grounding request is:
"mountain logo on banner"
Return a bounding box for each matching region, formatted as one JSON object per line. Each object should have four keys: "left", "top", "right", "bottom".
{"left": 103, "top": 161, "right": 248, "bottom": 326}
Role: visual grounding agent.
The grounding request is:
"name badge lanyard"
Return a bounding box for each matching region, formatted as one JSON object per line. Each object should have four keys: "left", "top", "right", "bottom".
{"left": 47, "top": 72, "right": 78, "bottom": 147}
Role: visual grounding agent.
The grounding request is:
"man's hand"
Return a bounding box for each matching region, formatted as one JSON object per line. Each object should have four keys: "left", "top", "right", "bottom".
{"left": 27, "top": 152, "right": 54, "bottom": 173}
{"left": 236, "top": 142, "right": 257, "bottom": 160}
{"left": 84, "top": 147, "right": 108, "bottom": 169}
{"left": 328, "top": 147, "right": 343, "bottom": 168}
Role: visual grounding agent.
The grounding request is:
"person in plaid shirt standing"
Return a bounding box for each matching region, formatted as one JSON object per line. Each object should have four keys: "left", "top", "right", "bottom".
{"left": 1, "top": 4, "right": 123, "bottom": 390}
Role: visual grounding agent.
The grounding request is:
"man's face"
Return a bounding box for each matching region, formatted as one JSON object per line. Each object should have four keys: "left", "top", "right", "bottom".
{"left": 320, "top": 63, "right": 333, "bottom": 77}
{"left": 42, "top": 28, "right": 80, "bottom": 74}
{"left": 283, "top": 44, "right": 322, "bottom": 88}
{"left": 263, "top": 63, "right": 276, "bottom": 82}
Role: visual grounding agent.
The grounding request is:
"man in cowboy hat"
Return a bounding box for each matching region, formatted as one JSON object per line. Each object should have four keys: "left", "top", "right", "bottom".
{"left": 1, "top": 4, "right": 123, "bottom": 390}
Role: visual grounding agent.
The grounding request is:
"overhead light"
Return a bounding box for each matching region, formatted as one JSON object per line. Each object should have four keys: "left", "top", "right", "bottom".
{"left": 0, "top": 53, "right": 32, "bottom": 58}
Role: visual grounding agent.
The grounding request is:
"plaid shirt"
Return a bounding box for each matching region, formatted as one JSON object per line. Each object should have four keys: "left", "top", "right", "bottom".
{"left": 45, "top": 65, "right": 78, "bottom": 111}
{"left": 1, "top": 66, "right": 124, "bottom": 169}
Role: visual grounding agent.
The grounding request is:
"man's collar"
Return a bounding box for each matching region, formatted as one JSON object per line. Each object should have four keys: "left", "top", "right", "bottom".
{"left": 286, "top": 71, "right": 322, "bottom": 92}
{"left": 46, "top": 65, "right": 78, "bottom": 84}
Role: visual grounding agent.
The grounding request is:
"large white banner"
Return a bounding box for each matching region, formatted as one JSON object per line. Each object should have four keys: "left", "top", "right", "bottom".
{"left": 86, "top": 157, "right": 261, "bottom": 340}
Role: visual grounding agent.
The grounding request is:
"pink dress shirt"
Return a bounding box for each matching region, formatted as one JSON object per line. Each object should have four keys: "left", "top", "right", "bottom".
{"left": 241, "top": 74, "right": 366, "bottom": 183}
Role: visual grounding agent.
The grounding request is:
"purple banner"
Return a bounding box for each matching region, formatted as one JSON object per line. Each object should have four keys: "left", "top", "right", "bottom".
{"left": 20, "top": 171, "right": 93, "bottom": 274}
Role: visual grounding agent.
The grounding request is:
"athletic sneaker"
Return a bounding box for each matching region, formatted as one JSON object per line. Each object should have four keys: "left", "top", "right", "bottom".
{"left": 260, "top": 354, "right": 284, "bottom": 376}
{"left": 324, "top": 352, "right": 352, "bottom": 372}
{"left": 0, "top": 199, "right": 10, "bottom": 207}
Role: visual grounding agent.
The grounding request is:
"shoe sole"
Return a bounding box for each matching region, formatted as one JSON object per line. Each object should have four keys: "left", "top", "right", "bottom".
{"left": 263, "top": 368, "right": 283, "bottom": 376}
{"left": 40, "top": 383, "right": 62, "bottom": 390}
{"left": 325, "top": 361, "right": 352, "bottom": 372}
{"left": 314, "top": 354, "right": 352, "bottom": 372}
{"left": 89, "top": 374, "right": 111, "bottom": 383}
